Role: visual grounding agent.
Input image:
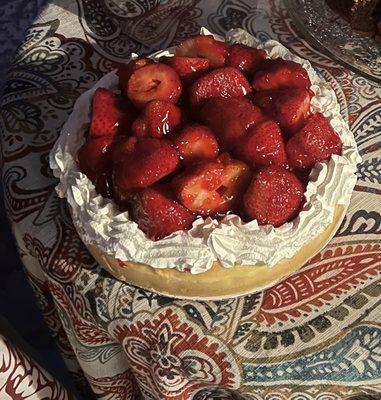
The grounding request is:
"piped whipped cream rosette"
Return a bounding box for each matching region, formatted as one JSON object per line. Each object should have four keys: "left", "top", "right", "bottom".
{"left": 50, "top": 28, "right": 361, "bottom": 276}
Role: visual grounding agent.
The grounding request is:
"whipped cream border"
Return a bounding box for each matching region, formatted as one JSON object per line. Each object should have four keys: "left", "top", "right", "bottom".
{"left": 49, "top": 28, "right": 361, "bottom": 274}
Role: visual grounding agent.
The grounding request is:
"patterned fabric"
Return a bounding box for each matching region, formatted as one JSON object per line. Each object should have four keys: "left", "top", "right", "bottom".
{"left": 0, "top": 0, "right": 380, "bottom": 399}
{"left": 0, "top": 330, "right": 75, "bottom": 399}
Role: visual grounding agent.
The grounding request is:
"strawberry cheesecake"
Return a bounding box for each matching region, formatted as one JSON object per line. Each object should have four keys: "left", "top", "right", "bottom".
{"left": 50, "top": 28, "right": 360, "bottom": 299}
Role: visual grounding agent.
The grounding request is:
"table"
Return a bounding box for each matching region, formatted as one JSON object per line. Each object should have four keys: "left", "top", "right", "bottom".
{"left": 1, "top": 0, "right": 380, "bottom": 399}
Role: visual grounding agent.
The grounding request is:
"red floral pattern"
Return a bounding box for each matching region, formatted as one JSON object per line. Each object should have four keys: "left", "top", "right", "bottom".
{"left": 110, "top": 308, "right": 240, "bottom": 400}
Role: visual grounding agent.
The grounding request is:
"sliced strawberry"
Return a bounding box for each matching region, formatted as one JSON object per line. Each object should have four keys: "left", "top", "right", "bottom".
{"left": 236, "top": 120, "right": 288, "bottom": 167}
{"left": 130, "top": 186, "right": 195, "bottom": 240}
{"left": 200, "top": 97, "right": 264, "bottom": 150}
{"left": 77, "top": 136, "right": 115, "bottom": 183}
{"left": 228, "top": 44, "right": 267, "bottom": 76}
{"left": 253, "top": 88, "right": 312, "bottom": 134}
{"left": 243, "top": 166, "right": 305, "bottom": 227}
{"left": 252, "top": 59, "right": 311, "bottom": 91}
{"left": 127, "top": 63, "right": 182, "bottom": 108}
{"left": 118, "top": 57, "right": 155, "bottom": 96}
{"left": 172, "top": 155, "right": 250, "bottom": 216}
{"left": 286, "top": 112, "right": 342, "bottom": 168}
{"left": 217, "top": 153, "right": 251, "bottom": 210}
{"left": 174, "top": 124, "right": 219, "bottom": 164}
{"left": 112, "top": 137, "right": 179, "bottom": 196}
{"left": 131, "top": 100, "right": 182, "bottom": 138}
{"left": 161, "top": 56, "right": 210, "bottom": 86}
{"left": 89, "top": 88, "right": 133, "bottom": 138}
{"left": 175, "top": 35, "right": 229, "bottom": 68}
{"left": 172, "top": 161, "right": 225, "bottom": 216}
{"left": 189, "top": 67, "right": 252, "bottom": 109}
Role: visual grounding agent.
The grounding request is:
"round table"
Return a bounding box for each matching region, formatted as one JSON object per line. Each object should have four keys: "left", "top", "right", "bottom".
{"left": 1, "top": 0, "right": 381, "bottom": 399}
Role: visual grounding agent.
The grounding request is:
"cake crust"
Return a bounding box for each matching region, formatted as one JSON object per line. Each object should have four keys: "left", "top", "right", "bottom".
{"left": 88, "top": 206, "right": 344, "bottom": 299}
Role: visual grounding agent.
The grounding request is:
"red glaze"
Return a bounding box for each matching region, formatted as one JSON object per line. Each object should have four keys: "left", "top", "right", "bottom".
{"left": 127, "top": 63, "right": 182, "bottom": 108}
{"left": 200, "top": 97, "right": 264, "bottom": 151}
{"left": 243, "top": 166, "right": 305, "bottom": 227}
{"left": 228, "top": 44, "right": 267, "bottom": 76}
{"left": 286, "top": 112, "right": 342, "bottom": 168}
{"left": 131, "top": 100, "right": 182, "bottom": 138}
{"left": 176, "top": 35, "right": 229, "bottom": 68}
{"left": 161, "top": 56, "right": 210, "bottom": 86}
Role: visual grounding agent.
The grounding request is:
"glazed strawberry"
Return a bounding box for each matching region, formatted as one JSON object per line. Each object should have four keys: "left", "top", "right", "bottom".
{"left": 218, "top": 153, "right": 251, "bottom": 210}
{"left": 127, "top": 63, "right": 182, "bottom": 108}
{"left": 172, "top": 161, "right": 225, "bottom": 216}
{"left": 131, "top": 100, "right": 182, "bottom": 138}
{"left": 175, "top": 35, "right": 229, "bottom": 68}
{"left": 94, "top": 173, "right": 113, "bottom": 199}
{"left": 173, "top": 124, "right": 219, "bottom": 164}
{"left": 252, "top": 59, "right": 311, "bottom": 91}
{"left": 286, "top": 112, "right": 342, "bottom": 168}
{"left": 189, "top": 67, "right": 252, "bottom": 108}
{"left": 172, "top": 155, "right": 250, "bottom": 216}
{"left": 243, "top": 166, "right": 305, "bottom": 227}
{"left": 228, "top": 44, "right": 267, "bottom": 76}
{"left": 200, "top": 97, "right": 264, "bottom": 150}
{"left": 253, "top": 88, "right": 312, "bottom": 134}
{"left": 161, "top": 56, "right": 210, "bottom": 86}
{"left": 113, "top": 137, "right": 179, "bottom": 195}
{"left": 89, "top": 88, "right": 133, "bottom": 138}
{"left": 236, "top": 120, "right": 288, "bottom": 167}
{"left": 118, "top": 57, "right": 154, "bottom": 96}
{"left": 78, "top": 136, "right": 115, "bottom": 183}
{"left": 130, "top": 186, "right": 195, "bottom": 240}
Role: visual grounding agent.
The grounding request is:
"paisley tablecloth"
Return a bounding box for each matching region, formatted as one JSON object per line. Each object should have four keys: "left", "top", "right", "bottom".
{"left": 0, "top": 317, "right": 75, "bottom": 399}
{"left": 1, "top": 0, "right": 380, "bottom": 399}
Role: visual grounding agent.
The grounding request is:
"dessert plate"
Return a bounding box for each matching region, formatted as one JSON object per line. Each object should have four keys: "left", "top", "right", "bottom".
{"left": 285, "top": 0, "right": 381, "bottom": 84}
{"left": 50, "top": 28, "right": 360, "bottom": 300}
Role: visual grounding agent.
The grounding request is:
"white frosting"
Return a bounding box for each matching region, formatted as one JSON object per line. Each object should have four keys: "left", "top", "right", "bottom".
{"left": 50, "top": 28, "right": 361, "bottom": 274}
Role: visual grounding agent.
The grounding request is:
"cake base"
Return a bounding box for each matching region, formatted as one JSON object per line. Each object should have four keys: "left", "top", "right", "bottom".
{"left": 87, "top": 206, "right": 344, "bottom": 299}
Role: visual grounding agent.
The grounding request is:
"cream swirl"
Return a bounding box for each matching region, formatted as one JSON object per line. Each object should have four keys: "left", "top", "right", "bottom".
{"left": 50, "top": 28, "right": 361, "bottom": 274}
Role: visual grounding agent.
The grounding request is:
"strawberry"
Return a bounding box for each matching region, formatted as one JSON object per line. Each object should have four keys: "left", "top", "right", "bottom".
{"left": 89, "top": 88, "right": 133, "bottom": 139}
{"left": 286, "top": 112, "right": 342, "bottom": 168}
{"left": 172, "top": 155, "right": 250, "bottom": 216}
{"left": 172, "top": 161, "right": 225, "bottom": 216}
{"left": 94, "top": 173, "right": 113, "bottom": 199}
{"left": 161, "top": 56, "right": 210, "bottom": 86}
{"left": 77, "top": 136, "right": 115, "bottom": 183}
{"left": 200, "top": 97, "right": 264, "bottom": 150}
{"left": 252, "top": 59, "right": 311, "bottom": 91}
{"left": 173, "top": 124, "right": 219, "bottom": 164}
{"left": 217, "top": 153, "right": 251, "bottom": 210}
{"left": 118, "top": 57, "right": 155, "bottom": 96}
{"left": 130, "top": 186, "right": 195, "bottom": 240}
{"left": 253, "top": 88, "right": 312, "bottom": 134}
{"left": 131, "top": 100, "right": 182, "bottom": 138}
{"left": 228, "top": 44, "right": 267, "bottom": 76}
{"left": 189, "top": 67, "right": 252, "bottom": 108}
{"left": 175, "top": 35, "right": 229, "bottom": 68}
{"left": 236, "top": 120, "right": 288, "bottom": 167}
{"left": 112, "top": 137, "right": 179, "bottom": 196}
{"left": 127, "top": 63, "right": 182, "bottom": 108}
{"left": 243, "top": 166, "right": 305, "bottom": 227}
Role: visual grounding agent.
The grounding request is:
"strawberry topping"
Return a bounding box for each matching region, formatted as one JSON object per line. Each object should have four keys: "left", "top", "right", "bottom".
{"left": 131, "top": 100, "right": 182, "bottom": 138}
{"left": 89, "top": 88, "right": 133, "bottom": 138}
{"left": 243, "top": 166, "right": 305, "bottom": 227}
{"left": 174, "top": 124, "right": 219, "bottom": 164}
{"left": 189, "top": 67, "right": 252, "bottom": 108}
{"left": 130, "top": 186, "right": 195, "bottom": 240}
{"left": 252, "top": 58, "right": 311, "bottom": 91}
{"left": 176, "top": 35, "right": 229, "bottom": 68}
{"left": 286, "top": 112, "right": 342, "bottom": 168}
{"left": 127, "top": 63, "right": 182, "bottom": 108}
